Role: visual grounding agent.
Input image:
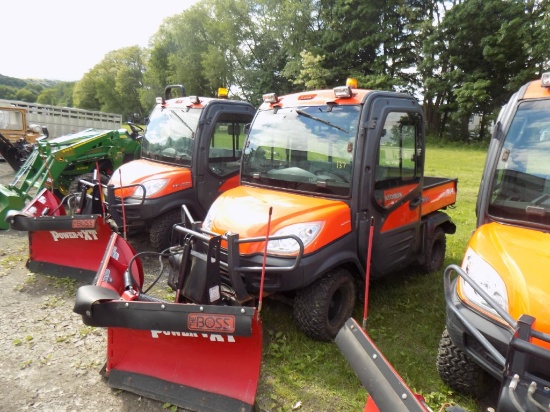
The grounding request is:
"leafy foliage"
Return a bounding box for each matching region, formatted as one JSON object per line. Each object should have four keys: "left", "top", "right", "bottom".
{"left": 2, "top": 0, "right": 549, "bottom": 141}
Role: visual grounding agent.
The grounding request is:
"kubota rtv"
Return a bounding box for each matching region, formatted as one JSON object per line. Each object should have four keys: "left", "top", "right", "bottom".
{"left": 178, "top": 79, "right": 458, "bottom": 341}
{"left": 106, "top": 85, "right": 256, "bottom": 250}
{"left": 437, "top": 73, "right": 550, "bottom": 410}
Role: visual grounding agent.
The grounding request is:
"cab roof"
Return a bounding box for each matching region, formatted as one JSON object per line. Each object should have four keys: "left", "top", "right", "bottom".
{"left": 259, "top": 88, "right": 374, "bottom": 109}
{"left": 522, "top": 73, "right": 550, "bottom": 100}
{"left": 162, "top": 96, "right": 228, "bottom": 110}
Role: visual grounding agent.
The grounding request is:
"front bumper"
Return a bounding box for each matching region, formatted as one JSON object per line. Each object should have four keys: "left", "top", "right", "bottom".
{"left": 107, "top": 184, "right": 194, "bottom": 229}
{"left": 444, "top": 264, "right": 550, "bottom": 410}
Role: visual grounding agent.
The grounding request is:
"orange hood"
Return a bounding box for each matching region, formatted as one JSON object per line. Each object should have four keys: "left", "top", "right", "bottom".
{"left": 109, "top": 159, "right": 192, "bottom": 198}
{"left": 467, "top": 222, "right": 550, "bottom": 335}
{"left": 205, "top": 186, "right": 352, "bottom": 255}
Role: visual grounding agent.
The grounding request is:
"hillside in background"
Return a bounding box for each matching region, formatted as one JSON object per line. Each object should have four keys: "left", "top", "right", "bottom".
{"left": 0, "top": 73, "right": 74, "bottom": 107}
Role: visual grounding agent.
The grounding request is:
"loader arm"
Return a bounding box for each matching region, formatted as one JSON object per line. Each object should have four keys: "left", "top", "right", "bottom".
{"left": 0, "top": 128, "right": 141, "bottom": 230}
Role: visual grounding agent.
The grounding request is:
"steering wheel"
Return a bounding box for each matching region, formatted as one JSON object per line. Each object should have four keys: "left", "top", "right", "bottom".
{"left": 128, "top": 122, "right": 144, "bottom": 139}
{"left": 177, "top": 148, "right": 193, "bottom": 158}
{"left": 314, "top": 170, "right": 349, "bottom": 183}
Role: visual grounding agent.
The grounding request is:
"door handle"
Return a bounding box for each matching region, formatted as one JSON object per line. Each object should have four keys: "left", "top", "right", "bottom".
{"left": 409, "top": 196, "right": 422, "bottom": 210}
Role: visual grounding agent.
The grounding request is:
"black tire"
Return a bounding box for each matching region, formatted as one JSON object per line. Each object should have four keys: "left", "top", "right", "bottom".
{"left": 421, "top": 226, "right": 446, "bottom": 273}
{"left": 149, "top": 208, "right": 182, "bottom": 251}
{"left": 436, "top": 328, "right": 489, "bottom": 397}
{"left": 293, "top": 268, "right": 356, "bottom": 341}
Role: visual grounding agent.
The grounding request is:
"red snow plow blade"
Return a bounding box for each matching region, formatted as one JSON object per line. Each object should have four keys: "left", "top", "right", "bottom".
{"left": 335, "top": 318, "right": 430, "bottom": 412}
{"left": 5, "top": 187, "right": 113, "bottom": 280}
{"left": 73, "top": 231, "right": 263, "bottom": 411}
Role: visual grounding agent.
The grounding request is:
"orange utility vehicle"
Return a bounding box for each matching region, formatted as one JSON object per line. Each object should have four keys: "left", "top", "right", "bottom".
{"left": 437, "top": 74, "right": 550, "bottom": 409}
{"left": 177, "top": 80, "right": 458, "bottom": 341}
{"left": 107, "top": 86, "right": 255, "bottom": 250}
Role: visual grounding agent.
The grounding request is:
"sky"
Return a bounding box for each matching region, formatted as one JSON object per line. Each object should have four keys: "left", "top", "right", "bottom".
{"left": 2, "top": 0, "right": 200, "bottom": 82}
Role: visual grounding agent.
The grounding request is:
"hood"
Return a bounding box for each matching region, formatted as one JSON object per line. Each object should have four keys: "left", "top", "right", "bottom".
{"left": 205, "top": 185, "right": 351, "bottom": 255}
{"left": 469, "top": 222, "right": 550, "bottom": 335}
{"left": 109, "top": 158, "right": 192, "bottom": 198}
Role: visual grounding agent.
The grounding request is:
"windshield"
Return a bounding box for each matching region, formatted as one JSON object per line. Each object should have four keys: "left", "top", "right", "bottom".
{"left": 241, "top": 105, "right": 360, "bottom": 196}
{"left": 0, "top": 109, "right": 24, "bottom": 131}
{"left": 488, "top": 99, "right": 550, "bottom": 227}
{"left": 141, "top": 107, "right": 201, "bottom": 165}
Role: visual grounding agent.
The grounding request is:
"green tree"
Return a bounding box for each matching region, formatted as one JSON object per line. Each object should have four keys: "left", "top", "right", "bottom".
{"left": 73, "top": 46, "right": 146, "bottom": 119}
{"left": 0, "top": 85, "right": 17, "bottom": 100}
{"left": 15, "top": 88, "right": 37, "bottom": 102}
{"left": 73, "top": 71, "right": 101, "bottom": 110}
{"left": 291, "top": 50, "right": 331, "bottom": 90}
{"left": 421, "top": 0, "right": 542, "bottom": 141}
{"left": 36, "top": 82, "right": 75, "bottom": 106}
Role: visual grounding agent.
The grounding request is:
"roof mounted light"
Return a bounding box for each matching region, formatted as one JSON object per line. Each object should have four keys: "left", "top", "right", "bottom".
{"left": 189, "top": 96, "right": 200, "bottom": 104}
{"left": 334, "top": 86, "right": 352, "bottom": 98}
{"left": 263, "top": 93, "right": 279, "bottom": 104}
{"left": 217, "top": 87, "right": 229, "bottom": 98}
{"left": 346, "top": 78, "right": 358, "bottom": 88}
{"left": 541, "top": 72, "right": 550, "bottom": 88}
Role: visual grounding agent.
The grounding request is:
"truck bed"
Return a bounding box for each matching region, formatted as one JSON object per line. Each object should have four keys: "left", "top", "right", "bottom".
{"left": 421, "top": 176, "right": 458, "bottom": 216}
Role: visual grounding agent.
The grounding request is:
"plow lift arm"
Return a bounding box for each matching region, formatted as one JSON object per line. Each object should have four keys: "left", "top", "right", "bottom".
{"left": 336, "top": 264, "right": 550, "bottom": 412}
{"left": 72, "top": 204, "right": 303, "bottom": 411}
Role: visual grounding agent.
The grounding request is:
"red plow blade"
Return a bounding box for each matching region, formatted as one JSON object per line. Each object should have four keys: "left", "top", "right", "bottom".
{"left": 74, "top": 232, "right": 263, "bottom": 411}
{"left": 105, "top": 315, "right": 262, "bottom": 411}
{"left": 335, "top": 318, "right": 430, "bottom": 412}
{"left": 6, "top": 188, "right": 113, "bottom": 280}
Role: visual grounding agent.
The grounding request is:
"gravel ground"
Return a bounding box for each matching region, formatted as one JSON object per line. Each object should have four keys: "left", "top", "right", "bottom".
{"left": 0, "top": 161, "right": 188, "bottom": 411}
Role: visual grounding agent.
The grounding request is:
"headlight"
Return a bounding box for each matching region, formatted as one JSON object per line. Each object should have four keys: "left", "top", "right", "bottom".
{"left": 202, "top": 202, "right": 219, "bottom": 231}
{"left": 132, "top": 179, "right": 168, "bottom": 198}
{"left": 459, "top": 248, "right": 509, "bottom": 315}
{"left": 267, "top": 222, "right": 322, "bottom": 255}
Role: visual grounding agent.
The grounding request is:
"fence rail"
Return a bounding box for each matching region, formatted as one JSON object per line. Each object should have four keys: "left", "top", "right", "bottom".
{"left": 0, "top": 99, "right": 122, "bottom": 138}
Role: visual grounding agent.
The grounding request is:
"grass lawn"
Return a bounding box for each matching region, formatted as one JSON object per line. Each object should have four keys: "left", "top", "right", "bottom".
{"left": 255, "top": 144, "right": 489, "bottom": 412}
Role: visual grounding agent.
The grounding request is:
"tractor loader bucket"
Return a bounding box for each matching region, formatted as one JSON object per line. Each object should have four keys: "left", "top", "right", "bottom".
{"left": 0, "top": 184, "right": 24, "bottom": 230}
{"left": 5, "top": 187, "right": 114, "bottom": 280}
{"left": 73, "top": 231, "right": 263, "bottom": 412}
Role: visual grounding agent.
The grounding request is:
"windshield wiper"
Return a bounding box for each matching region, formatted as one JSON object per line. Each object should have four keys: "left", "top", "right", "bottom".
{"left": 295, "top": 109, "right": 349, "bottom": 134}
{"left": 170, "top": 111, "right": 195, "bottom": 137}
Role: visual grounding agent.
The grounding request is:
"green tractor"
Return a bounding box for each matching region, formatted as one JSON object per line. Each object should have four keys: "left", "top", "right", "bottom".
{"left": 0, "top": 125, "right": 142, "bottom": 229}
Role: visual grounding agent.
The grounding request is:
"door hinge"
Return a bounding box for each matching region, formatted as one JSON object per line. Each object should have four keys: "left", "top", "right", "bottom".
{"left": 364, "top": 119, "right": 377, "bottom": 129}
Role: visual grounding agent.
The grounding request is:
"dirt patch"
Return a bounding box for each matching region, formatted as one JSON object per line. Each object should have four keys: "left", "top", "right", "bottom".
{"left": 0, "top": 161, "right": 188, "bottom": 411}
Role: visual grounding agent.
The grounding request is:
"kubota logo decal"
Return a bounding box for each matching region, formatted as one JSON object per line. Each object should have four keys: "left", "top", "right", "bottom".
{"left": 50, "top": 230, "right": 99, "bottom": 241}
{"left": 384, "top": 192, "right": 402, "bottom": 201}
{"left": 188, "top": 313, "right": 236, "bottom": 333}
{"left": 433, "top": 187, "right": 456, "bottom": 201}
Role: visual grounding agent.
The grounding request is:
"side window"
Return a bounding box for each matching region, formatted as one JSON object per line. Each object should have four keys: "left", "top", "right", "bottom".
{"left": 374, "top": 111, "right": 422, "bottom": 208}
{"left": 0, "top": 110, "right": 23, "bottom": 131}
{"left": 208, "top": 118, "right": 248, "bottom": 176}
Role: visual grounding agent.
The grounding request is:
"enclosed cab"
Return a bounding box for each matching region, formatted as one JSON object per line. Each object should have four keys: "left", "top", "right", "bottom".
{"left": 0, "top": 106, "right": 48, "bottom": 170}
{"left": 437, "top": 74, "right": 550, "bottom": 408}
{"left": 177, "top": 81, "right": 457, "bottom": 341}
{"left": 107, "top": 86, "right": 256, "bottom": 250}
